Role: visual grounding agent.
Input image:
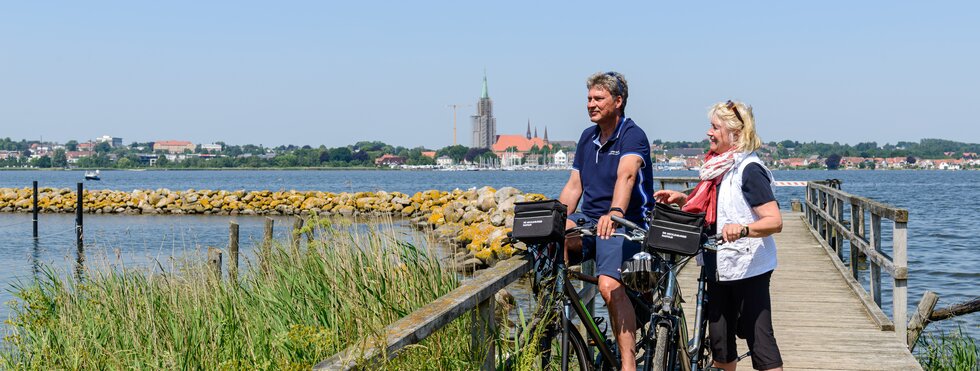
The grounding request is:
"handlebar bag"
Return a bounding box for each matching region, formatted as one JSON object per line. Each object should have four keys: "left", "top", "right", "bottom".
{"left": 643, "top": 203, "right": 705, "bottom": 256}
{"left": 512, "top": 200, "right": 567, "bottom": 244}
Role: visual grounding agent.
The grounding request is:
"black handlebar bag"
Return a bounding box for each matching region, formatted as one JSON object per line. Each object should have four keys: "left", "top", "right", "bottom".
{"left": 643, "top": 203, "right": 705, "bottom": 256}
{"left": 512, "top": 200, "right": 567, "bottom": 244}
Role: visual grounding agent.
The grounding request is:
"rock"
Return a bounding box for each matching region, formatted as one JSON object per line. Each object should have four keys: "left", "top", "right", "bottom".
{"left": 462, "top": 210, "right": 484, "bottom": 224}
{"left": 494, "top": 187, "right": 521, "bottom": 206}
{"left": 401, "top": 205, "right": 416, "bottom": 216}
{"left": 435, "top": 223, "right": 462, "bottom": 240}
{"left": 489, "top": 211, "right": 506, "bottom": 227}
{"left": 336, "top": 205, "right": 355, "bottom": 216}
{"left": 495, "top": 289, "right": 516, "bottom": 308}
{"left": 443, "top": 201, "right": 465, "bottom": 223}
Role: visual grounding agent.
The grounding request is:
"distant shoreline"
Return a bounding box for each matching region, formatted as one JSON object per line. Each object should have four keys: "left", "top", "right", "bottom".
{"left": 0, "top": 167, "right": 975, "bottom": 172}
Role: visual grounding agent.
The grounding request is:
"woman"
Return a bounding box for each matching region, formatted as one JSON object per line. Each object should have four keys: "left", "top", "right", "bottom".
{"left": 653, "top": 100, "right": 783, "bottom": 371}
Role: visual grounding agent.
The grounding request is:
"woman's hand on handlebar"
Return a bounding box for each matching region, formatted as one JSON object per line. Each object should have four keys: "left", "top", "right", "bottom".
{"left": 653, "top": 190, "right": 688, "bottom": 207}
{"left": 721, "top": 223, "right": 745, "bottom": 243}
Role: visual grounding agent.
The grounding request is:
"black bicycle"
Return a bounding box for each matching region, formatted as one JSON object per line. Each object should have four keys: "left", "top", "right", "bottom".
{"left": 514, "top": 215, "right": 730, "bottom": 371}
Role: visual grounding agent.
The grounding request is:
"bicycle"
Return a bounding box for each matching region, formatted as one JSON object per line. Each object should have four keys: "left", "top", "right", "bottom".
{"left": 514, "top": 214, "right": 734, "bottom": 371}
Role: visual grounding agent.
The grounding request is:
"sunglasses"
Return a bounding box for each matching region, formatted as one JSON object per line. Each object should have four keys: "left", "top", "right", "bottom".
{"left": 726, "top": 100, "right": 744, "bottom": 124}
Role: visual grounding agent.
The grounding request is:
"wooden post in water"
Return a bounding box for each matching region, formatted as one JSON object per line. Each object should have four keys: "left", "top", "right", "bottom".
{"left": 32, "top": 181, "right": 38, "bottom": 239}
{"left": 208, "top": 247, "right": 222, "bottom": 279}
{"left": 229, "top": 221, "right": 239, "bottom": 281}
{"left": 790, "top": 198, "right": 801, "bottom": 212}
{"left": 907, "top": 291, "right": 939, "bottom": 350}
{"left": 75, "top": 183, "right": 83, "bottom": 252}
{"left": 262, "top": 217, "right": 274, "bottom": 273}
{"left": 292, "top": 217, "right": 304, "bottom": 250}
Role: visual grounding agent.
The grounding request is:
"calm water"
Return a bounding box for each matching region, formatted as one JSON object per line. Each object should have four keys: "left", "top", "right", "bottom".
{"left": 0, "top": 169, "right": 976, "bottom": 339}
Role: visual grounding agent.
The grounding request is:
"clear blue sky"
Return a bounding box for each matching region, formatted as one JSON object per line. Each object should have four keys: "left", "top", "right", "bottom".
{"left": 2, "top": 1, "right": 978, "bottom": 149}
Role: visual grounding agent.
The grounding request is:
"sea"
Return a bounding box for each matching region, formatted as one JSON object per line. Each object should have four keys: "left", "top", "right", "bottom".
{"left": 0, "top": 169, "right": 976, "bottom": 340}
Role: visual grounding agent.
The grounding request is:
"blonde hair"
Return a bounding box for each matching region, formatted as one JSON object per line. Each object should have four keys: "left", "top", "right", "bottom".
{"left": 708, "top": 100, "right": 762, "bottom": 152}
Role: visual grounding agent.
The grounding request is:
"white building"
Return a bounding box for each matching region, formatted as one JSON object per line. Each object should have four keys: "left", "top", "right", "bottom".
{"left": 200, "top": 143, "right": 223, "bottom": 152}
{"left": 436, "top": 156, "right": 454, "bottom": 166}
{"left": 553, "top": 150, "right": 568, "bottom": 166}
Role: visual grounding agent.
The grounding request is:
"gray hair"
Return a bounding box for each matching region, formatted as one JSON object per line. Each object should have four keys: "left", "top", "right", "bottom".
{"left": 586, "top": 71, "right": 628, "bottom": 114}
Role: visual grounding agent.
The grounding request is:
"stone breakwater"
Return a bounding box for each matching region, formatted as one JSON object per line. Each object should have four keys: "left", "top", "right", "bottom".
{"left": 1, "top": 186, "right": 545, "bottom": 265}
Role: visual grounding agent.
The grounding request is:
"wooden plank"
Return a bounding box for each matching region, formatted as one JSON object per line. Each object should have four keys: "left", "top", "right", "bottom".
{"left": 676, "top": 214, "right": 921, "bottom": 370}
{"left": 799, "top": 215, "right": 895, "bottom": 331}
{"left": 315, "top": 256, "right": 532, "bottom": 370}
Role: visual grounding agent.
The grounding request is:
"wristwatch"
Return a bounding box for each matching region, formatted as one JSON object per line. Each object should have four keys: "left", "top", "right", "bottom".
{"left": 609, "top": 207, "right": 625, "bottom": 216}
{"left": 740, "top": 224, "right": 750, "bottom": 238}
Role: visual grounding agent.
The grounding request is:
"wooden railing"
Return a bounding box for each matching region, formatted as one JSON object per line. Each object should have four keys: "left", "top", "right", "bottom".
{"left": 803, "top": 180, "right": 910, "bottom": 344}
{"left": 316, "top": 177, "right": 699, "bottom": 369}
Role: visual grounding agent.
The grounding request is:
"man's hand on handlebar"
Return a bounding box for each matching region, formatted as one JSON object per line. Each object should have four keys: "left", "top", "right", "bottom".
{"left": 596, "top": 209, "right": 623, "bottom": 240}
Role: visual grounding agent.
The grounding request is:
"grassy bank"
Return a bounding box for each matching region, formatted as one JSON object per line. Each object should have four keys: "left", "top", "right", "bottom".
{"left": 1, "top": 220, "right": 489, "bottom": 369}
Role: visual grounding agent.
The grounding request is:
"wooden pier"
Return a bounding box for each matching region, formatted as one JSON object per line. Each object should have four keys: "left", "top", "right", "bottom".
{"left": 319, "top": 180, "right": 927, "bottom": 370}
{"left": 677, "top": 212, "right": 921, "bottom": 370}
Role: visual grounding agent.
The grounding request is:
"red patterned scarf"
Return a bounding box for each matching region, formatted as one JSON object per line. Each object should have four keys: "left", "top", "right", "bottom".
{"left": 682, "top": 148, "right": 738, "bottom": 225}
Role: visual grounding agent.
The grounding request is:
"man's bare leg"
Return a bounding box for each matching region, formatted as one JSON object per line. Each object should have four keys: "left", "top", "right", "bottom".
{"left": 599, "top": 275, "right": 636, "bottom": 371}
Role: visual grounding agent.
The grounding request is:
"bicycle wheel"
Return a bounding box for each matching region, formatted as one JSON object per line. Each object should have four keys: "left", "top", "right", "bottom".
{"left": 651, "top": 323, "right": 672, "bottom": 371}
{"left": 540, "top": 327, "right": 592, "bottom": 371}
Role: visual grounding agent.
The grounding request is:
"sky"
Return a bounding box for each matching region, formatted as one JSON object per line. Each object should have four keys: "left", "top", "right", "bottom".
{"left": 2, "top": 1, "right": 978, "bottom": 149}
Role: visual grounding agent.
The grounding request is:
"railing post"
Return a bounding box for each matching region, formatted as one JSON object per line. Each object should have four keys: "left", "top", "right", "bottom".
{"left": 893, "top": 220, "right": 909, "bottom": 344}
{"left": 869, "top": 213, "right": 883, "bottom": 307}
{"left": 835, "top": 196, "right": 845, "bottom": 260}
{"left": 849, "top": 202, "right": 860, "bottom": 279}
{"left": 471, "top": 295, "right": 496, "bottom": 370}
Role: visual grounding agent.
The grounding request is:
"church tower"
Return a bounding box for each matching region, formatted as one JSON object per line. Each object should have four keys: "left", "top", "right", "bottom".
{"left": 470, "top": 72, "right": 496, "bottom": 148}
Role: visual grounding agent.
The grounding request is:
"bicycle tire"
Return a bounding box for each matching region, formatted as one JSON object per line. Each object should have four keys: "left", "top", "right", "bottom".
{"left": 651, "top": 323, "right": 671, "bottom": 371}
{"left": 540, "top": 327, "right": 592, "bottom": 371}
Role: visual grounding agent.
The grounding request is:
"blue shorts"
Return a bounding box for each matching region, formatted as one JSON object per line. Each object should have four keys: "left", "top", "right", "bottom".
{"left": 570, "top": 212, "right": 643, "bottom": 281}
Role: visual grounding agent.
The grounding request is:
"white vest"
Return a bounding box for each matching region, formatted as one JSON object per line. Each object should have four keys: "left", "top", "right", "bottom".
{"left": 715, "top": 152, "right": 778, "bottom": 281}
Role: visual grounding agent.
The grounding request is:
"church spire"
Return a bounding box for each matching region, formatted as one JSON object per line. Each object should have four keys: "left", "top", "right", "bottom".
{"left": 481, "top": 70, "right": 489, "bottom": 99}
{"left": 534, "top": 127, "right": 538, "bottom": 138}
{"left": 526, "top": 120, "right": 532, "bottom": 140}
{"left": 544, "top": 126, "right": 549, "bottom": 142}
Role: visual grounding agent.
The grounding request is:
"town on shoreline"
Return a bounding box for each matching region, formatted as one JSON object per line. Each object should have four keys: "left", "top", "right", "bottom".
{"left": 1, "top": 136, "right": 978, "bottom": 171}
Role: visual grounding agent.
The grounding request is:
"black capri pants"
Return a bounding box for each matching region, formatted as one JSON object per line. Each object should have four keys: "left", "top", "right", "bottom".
{"left": 706, "top": 270, "right": 783, "bottom": 370}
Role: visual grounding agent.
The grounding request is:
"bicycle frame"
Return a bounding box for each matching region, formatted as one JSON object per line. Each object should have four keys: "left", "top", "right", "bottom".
{"left": 534, "top": 242, "right": 622, "bottom": 371}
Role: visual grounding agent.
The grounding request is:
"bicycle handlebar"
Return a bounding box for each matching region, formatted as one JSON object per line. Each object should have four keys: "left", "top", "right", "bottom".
{"left": 609, "top": 214, "right": 642, "bottom": 232}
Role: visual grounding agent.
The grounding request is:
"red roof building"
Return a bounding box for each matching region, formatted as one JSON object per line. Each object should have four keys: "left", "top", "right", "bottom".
{"left": 375, "top": 154, "right": 406, "bottom": 166}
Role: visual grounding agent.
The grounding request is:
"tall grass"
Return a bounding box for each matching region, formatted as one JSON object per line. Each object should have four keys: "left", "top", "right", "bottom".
{"left": 1, "top": 218, "right": 489, "bottom": 369}
{"left": 916, "top": 328, "right": 979, "bottom": 371}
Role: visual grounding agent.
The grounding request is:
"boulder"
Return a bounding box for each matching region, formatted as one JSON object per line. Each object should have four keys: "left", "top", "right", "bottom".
{"left": 462, "top": 210, "right": 484, "bottom": 224}
{"left": 494, "top": 187, "right": 521, "bottom": 206}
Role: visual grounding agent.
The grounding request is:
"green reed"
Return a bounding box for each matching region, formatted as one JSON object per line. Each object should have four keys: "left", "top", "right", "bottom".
{"left": 1, "top": 219, "right": 489, "bottom": 370}
{"left": 916, "top": 327, "right": 979, "bottom": 371}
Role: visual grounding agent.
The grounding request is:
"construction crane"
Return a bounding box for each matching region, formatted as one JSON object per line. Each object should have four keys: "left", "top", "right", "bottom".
{"left": 447, "top": 104, "right": 471, "bottom": 146}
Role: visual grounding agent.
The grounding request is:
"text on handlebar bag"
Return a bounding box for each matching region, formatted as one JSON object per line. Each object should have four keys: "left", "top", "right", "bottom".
{"left": 644, "top": 203, "right": 705, "bottom": 256}
{"left": 512, "top": 200, "right": 567, "bottom": 244}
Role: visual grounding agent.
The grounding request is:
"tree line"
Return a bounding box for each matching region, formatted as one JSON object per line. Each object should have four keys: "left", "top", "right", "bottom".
{"left": 1, "top": 137, "right": 976, "bottom": 169}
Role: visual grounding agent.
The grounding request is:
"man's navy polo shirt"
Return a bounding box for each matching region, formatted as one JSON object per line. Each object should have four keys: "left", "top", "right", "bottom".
{"left": 572, "top": 117, "right": 655, "bottom": 225}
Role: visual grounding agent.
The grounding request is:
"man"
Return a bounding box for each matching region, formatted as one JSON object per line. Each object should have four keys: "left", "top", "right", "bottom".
{"left": 559, "top": 71, "right": 654, "bottom": 371}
